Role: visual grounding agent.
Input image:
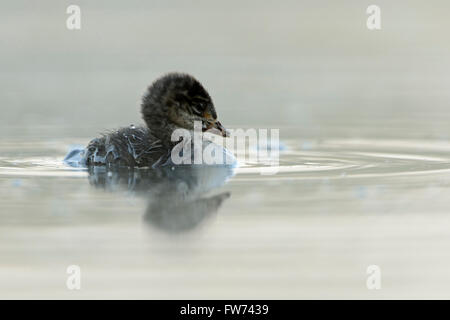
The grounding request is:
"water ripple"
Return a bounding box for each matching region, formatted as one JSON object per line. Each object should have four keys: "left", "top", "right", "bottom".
{"left": 0, "top": 138, "right": 449, "bottom": 180}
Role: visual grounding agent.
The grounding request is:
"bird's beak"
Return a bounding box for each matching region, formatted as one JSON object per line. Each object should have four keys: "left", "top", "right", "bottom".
{"left": 203, "top": 120, "right": 230, "bottom": 137}
{"left": 202, "top": 110, "right": 230, "bottom": 137}
{"left": 212, "top": 121, "right": 230, "bottom": 137}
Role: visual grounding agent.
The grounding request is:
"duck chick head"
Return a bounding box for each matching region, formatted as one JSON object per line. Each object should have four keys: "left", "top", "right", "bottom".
{"left": 141, "top": 73, "right": 229, "bottom": 142}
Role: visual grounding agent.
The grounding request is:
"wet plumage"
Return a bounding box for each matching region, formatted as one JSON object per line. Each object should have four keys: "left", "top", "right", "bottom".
{"left": 84, "top": 126, "right": 169, "bottom": 168}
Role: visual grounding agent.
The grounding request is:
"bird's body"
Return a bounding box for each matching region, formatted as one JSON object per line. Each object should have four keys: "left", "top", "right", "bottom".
{"left": 83, "top": 126, "right": 170, "bottom": 167}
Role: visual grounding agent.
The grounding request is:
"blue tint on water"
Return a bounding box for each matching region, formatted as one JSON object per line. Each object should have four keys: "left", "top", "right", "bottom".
{"left": 63, "top": 145, "right": 86, "bottom": 167}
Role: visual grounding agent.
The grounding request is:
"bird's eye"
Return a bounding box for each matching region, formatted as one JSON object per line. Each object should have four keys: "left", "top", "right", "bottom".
{"left": 192, "top": 104, "right": 204, "bottom": 116}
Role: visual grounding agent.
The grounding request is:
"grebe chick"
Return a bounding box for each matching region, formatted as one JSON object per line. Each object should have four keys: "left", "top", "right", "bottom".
{"left": 82, "top": 73, "right": 229, "bottom": 167}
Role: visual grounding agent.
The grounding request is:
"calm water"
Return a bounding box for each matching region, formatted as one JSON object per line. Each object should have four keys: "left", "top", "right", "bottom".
{"left": 1, "top": 0, "right": 450, "bottom": 299}
{"left": 1, "top": 127, "right": 450, "bottom": 299}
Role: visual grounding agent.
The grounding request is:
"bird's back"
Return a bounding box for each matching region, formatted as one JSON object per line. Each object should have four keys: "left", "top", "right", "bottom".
{"left": 83, "top": 126, "right": 170, "bottom": 167}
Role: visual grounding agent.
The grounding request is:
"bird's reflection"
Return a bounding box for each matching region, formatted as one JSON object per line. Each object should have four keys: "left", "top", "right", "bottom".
{"left": 87, "top": 165, "right": 235, "bottom": 232}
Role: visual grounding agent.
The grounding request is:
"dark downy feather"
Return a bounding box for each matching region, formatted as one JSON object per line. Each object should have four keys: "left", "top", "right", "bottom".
{"left": 83, "top": 126, "right": 170, "bottom": 167}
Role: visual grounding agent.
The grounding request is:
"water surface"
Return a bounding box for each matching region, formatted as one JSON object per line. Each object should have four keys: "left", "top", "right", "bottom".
{"left": 1, "top": 127, "right": 450, "bottom": 299}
